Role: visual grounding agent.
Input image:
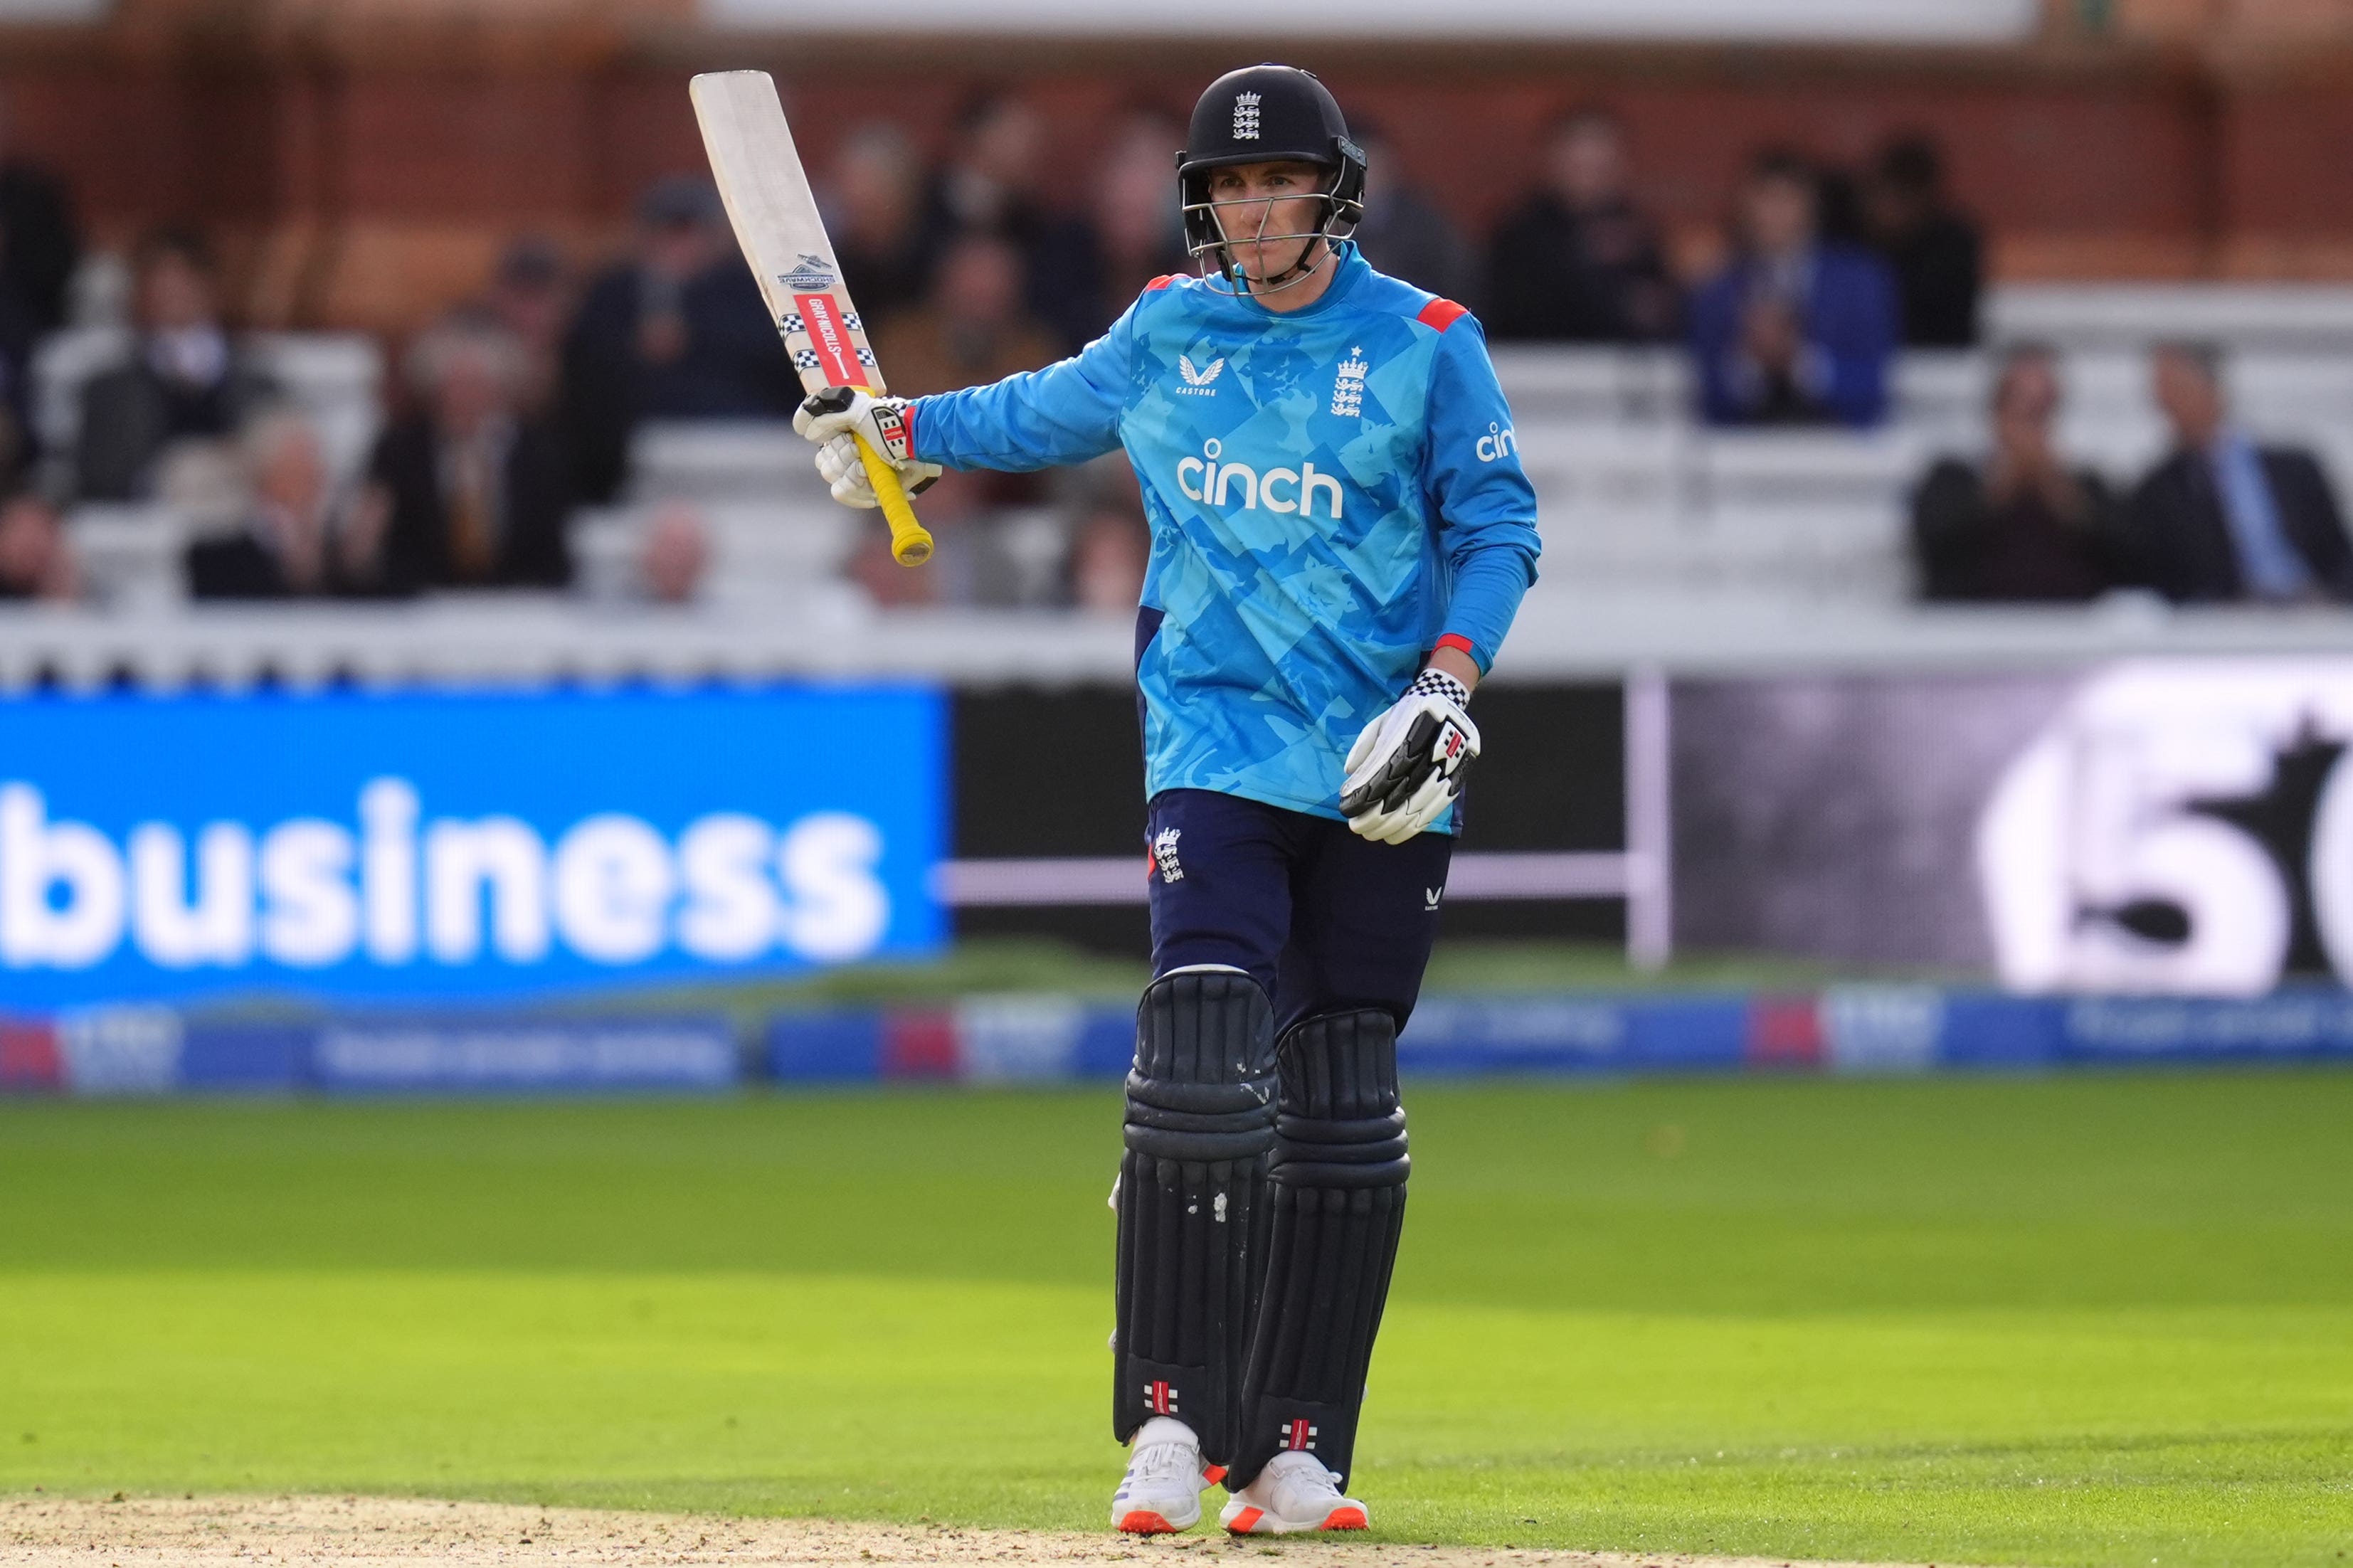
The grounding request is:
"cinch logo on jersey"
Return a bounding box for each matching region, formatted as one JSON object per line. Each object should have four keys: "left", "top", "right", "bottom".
{"left": 0, "top": 780, "right": 890, "bottom": 973}
{"left": 1174, "top": 439, "right": 1345, "bottom": 520}
{"left": 794, "top": 292, "right": 863, "bottom": 386}
{"left": 1475, "top": 422, "right": 1518, "bottom": 462}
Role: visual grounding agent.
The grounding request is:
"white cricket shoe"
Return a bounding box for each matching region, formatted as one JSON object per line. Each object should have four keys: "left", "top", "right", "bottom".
{"left": 1218, "top": 1451, "right": 1369, "bottom": 1535}
{"left": 1111, "top": 1417, "right": 1213, "bottom": 1534}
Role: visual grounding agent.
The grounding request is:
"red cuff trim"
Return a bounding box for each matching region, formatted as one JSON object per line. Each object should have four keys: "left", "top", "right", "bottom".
{"left": 1434, "top": 633, "right": 1479, "bottom": 659}
{"left": 901, "top": 398, "right": 917, "bottom": 456}
{"left": 1143, "top": 274, "right": 1178, "bottom": 292}
{"left": 1415, "top": 298, "right": 1469, "bottom": 333}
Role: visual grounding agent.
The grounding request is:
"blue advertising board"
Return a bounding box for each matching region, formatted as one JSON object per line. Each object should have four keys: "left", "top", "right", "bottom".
{"left": 0, "top": 684, "right": 945, "bottom": 1005}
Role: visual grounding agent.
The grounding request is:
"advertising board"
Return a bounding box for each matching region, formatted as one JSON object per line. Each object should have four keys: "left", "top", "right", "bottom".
{"left": 0, "top": 685, "right": 945, "bottom": 1006}
{"left": 1674, "top": 659, "right": 2353, "bottom": 995}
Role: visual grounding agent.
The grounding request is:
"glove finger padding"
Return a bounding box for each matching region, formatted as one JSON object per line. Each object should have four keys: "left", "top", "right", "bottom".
{"left": 815, "top": 435, "right": 879, "bottom": 508}
{"left": 1339, "top": 677, "right": 1480, "bottom": 844}
{"left": 1360, "top": 766, "right": 1461, "bottom": 844}
{"left": 799, "top": 388, "right": 943, "bottom": 509}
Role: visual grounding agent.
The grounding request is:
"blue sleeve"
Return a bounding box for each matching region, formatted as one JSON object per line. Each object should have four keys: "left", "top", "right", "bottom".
{"left": 906, "top": 300, "right": 1135, "bottom": 472}
{"left": 1687, "top": 273, "right": 1746, "bottom": 425}
{"left": 1818, "top": 253, "right": 1895, "bottom": 428}
{"left": 1422, "top": 314, "right": 1541, "bottom": 674}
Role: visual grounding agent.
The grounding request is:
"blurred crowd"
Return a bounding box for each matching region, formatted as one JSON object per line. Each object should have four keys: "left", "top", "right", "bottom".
{"left": 1912, "top": 341, "right": 2353, "bottom": 605}
{"left": 0, "top": 83, "right": 2347, "bottom": 614}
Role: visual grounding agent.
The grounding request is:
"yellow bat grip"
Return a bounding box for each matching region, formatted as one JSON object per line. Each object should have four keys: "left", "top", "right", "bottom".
{"left": 855, "top": 435, "right": 933, "bottom": 567}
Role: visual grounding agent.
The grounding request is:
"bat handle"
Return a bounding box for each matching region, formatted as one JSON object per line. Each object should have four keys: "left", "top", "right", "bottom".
{"left": 855, "top": 435, "right": 933, "bottom": 567}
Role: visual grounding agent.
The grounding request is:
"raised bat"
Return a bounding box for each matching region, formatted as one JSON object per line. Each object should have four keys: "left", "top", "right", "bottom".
{"left": 689, "top": 69, "right": 931, "bottom": 567}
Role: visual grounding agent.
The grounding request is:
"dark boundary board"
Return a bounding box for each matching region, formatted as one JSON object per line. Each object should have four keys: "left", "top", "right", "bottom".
{"left": 951, "top": 684, "right": 1627, "bottom": 954}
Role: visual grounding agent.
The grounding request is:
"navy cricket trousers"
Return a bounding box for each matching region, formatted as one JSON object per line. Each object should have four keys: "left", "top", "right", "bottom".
{"left": 1145, "top": 788, "right": 1454, "bottom": 1035}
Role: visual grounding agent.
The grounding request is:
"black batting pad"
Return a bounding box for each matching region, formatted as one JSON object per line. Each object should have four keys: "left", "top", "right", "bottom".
{"left": 1232, "top": 1007, "right": 1410, "bottom": 1489}
{"left": 1113, "top": 969, "right": 1278, "bottom": 1461}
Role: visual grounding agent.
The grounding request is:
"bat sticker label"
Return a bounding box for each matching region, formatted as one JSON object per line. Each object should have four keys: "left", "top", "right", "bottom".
{"left": 795, "top": 293, "right": 864, "bottom": 387}
{"left": 781, "top": 253, "right": 837, "bottom": 289}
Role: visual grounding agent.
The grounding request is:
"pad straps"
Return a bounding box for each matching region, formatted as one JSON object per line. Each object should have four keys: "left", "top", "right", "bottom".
{"left": 1232, "top": 1007, "right": 1409, "bottom": 1490}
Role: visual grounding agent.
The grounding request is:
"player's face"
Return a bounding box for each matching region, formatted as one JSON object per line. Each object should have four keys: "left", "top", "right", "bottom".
{"left": 1207, "top": 161, "right": 1330, "bottom": 284}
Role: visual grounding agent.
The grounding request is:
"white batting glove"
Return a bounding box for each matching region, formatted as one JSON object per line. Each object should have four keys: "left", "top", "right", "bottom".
{"left": 794, "top": 386, "right": 941, "bottom": 509}
{"left": 1339, "top": 668, "right": 1481, "bottom": 844}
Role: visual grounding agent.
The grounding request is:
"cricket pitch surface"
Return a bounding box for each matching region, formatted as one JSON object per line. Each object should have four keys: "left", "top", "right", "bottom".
{"left": 1, "top": 1496, "right": 1969, "bottom": 1568}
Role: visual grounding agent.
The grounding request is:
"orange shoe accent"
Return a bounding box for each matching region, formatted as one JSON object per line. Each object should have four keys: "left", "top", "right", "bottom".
{"left": 1225, "top": 1507, "right": 1264, "bottom": 1534}
{"left": 1119, "top": 1510, "right": 1181, "bottom": 1535}
{"left": 1321, "top": 1505, "right": 1368, "bottom": 1531}
{"left": 1202, "top": 1464, "right": 1227, "bottom": 1486}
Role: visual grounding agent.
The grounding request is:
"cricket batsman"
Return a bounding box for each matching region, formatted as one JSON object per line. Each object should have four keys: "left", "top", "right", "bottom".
{"left": 793, "top": 64, "right": 1540, "bottom": 1536}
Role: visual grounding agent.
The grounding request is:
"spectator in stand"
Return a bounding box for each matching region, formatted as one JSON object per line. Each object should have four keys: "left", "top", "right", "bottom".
{"left": 75, "top": 229, "right": 275, "bottom": 501}
{"left": 0, "top": 88, "right": 80, "bottom": 337}
{"left": 872, "top": 233, "right": 1062, "bottom": 397}
{"left": 1348, "top": 121, "right": 1474, "bottom": 305}
{"left": 1688, "top": 149, "right": 1897, "bottom": 428}
{"left": 0, "top": 490, "right": 75, "bottom": 601}
{"left": 0, "top": 287, "right": 34, "bottom": 497}
{"left": 827, "top": 122, "right": 935, "bottom": 333}
{"left": 347, "top": 317, "right": 571, "bottom": 594}
{"left": 0, "top": 93, "right": 46, "bottom": 498}
{"left": 2126, "top": 341, "right": 2353, "bottom": 603}
{"left": 477, "top": 237, "right": 571, "bottom": 414}
{"left": 858, "top": 232, "right": 1060, "bottom": 605}
{"left": 1484, "top": 108, "right": 1676, "bottom": 343}
{"left": 559, "top": 176, "right": 799, "bottom": 505}
{"left": 926, "top": 92, "right": 1099, "bottom": 351}
{"left": 1911, "top": 344, "right": 2127, "bottom": 601}
{"left": 636, "top": 501, "right": 711, "bottom": 605}
{"left": 1863, "top": 132, "right": 1982, "bottom": 349}
{"left": 1085, "top": 107, "right": 1191, "bottom": 319}
{"left": 186, "top": 409, "right": 349, "bottom": 600}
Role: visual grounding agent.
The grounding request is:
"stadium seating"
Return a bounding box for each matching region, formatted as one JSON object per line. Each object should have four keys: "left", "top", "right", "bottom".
{"left": 14, "top": 284, "right": 2353, "bottom": 689}
{"left": 33, "top": 327, "right": 384, "bottom": 493}
{"left": 1493, "top": 286, "right": 2353, "bottom": 610}
{"left": 576, "top": 420, "right": 864, "bottom": 608}
{"left": 37, "top": 329, "right": 386, "bottom": 608}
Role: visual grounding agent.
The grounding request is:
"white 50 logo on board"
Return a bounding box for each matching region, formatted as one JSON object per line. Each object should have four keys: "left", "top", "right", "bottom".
{"left": 1979, "top": 660, "right": 2353, "bottom": 995}
{"left": 1475, "top": 422, "right": 1518, "bottom": 462}
{"left": 1175, "top": 438, "right": 1345, "bottom": 520}
{"left": 0, "top": 779, "right": 890, "bottom": 973}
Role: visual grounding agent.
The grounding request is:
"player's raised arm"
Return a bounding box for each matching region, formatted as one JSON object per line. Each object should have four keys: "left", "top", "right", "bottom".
{"left": 793, "top": 300, "right": 1141, "bottom": 503}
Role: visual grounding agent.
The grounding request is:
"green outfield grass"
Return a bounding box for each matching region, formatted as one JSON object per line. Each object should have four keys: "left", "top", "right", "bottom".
{"left": 3, "top": 1074, "right": 2350, "bottom": 1566}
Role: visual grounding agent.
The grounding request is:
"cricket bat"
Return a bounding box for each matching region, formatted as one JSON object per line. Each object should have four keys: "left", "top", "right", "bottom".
{"left": 689, "top": 70, "right": 932, "bottom": 567}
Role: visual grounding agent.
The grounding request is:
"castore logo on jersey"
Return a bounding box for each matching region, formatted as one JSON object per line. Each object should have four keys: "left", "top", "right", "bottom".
{"left": 1177, "top": 354, "right": 1225, "bottom": 393}
{"left": 1175, "top": 438, "right": 1345, "bottom": 520}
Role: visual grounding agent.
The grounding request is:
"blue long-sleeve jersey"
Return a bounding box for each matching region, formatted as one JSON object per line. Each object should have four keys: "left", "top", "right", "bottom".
{"left": 909, "top": 244, "right": 1541, "bottom": 827}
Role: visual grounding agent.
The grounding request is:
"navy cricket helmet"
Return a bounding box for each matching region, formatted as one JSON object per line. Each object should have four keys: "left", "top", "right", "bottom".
{"left": 1176, "top": 64, "right": 1366, "bottom": 291}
